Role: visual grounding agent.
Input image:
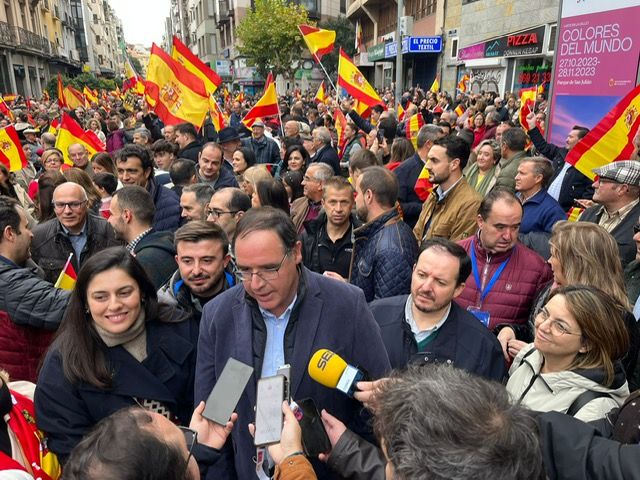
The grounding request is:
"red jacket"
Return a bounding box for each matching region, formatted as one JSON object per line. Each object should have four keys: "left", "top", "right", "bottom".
{"left": 456, "top": 236, "right": 553, "bottom": 329}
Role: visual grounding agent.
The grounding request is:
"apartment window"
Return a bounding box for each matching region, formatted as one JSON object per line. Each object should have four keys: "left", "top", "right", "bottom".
{"left": 93, "top": 14, "right": 97, "bottom": 23}
{"left": 207, "top": 0, "right": 214, "bottom": 17}
{"left": 95, "top": 35, "right": 100, "bottom": 45}
{"left": 450, "top": 37, "right": 458, "bottom": 59}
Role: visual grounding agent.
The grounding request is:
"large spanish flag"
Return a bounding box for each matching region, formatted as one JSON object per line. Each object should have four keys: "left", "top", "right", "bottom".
{"left": 241, "top": 82, "right": 278, "bottom": 127}
{"left": 55, "top": 112, "right": 105, "bottom": 165}
{"left": 405, "top": 113, "right": 425, "bottom": 149}
{"left": 83, "top": 86, "right": 99, "bottom": 106}
{"left": 171, "top": 35, "right": 222, "bottom": 94}
{"left": 298, "top": 24, "right": 335, "bottom": 61}
{"left": 337, "top": 48, "right": 383, "bottom": 109}
{"left": 0, "top": 125, "right": 27, "bottom": 172}
{"left": 145, "top": 43, "right": 209, "bottom": 129}
{"left": 62, "top": 85, "right": 86, "bottom": 110}
{"left": 566, "top": 83, "right": 640, "bottom": 180}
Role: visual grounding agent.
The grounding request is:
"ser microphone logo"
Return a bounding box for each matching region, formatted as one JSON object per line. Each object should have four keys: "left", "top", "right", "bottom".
{"left": 316, "top": 351, "right": 334, "bottom": 370}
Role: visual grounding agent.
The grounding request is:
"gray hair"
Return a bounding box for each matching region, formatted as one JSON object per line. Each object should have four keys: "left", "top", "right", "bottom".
{"left": 416, "top": 124, "right": 442, "bottom": 149}
{"left": 183, "top": 183, "right": 214, "bottom": 207}
{"left": 134, "top": 128, "right": 152, "bottom": 142}
{"left": 314, "top": 127, "right": 332, "bottom": 145}
{"left": 307, "top": 162, "right": 333, "bottom": 183}
{"left": 375, "top": 365, "right": 543, "bottom": 480}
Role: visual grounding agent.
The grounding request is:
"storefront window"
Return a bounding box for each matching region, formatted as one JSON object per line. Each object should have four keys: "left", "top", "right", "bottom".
{"left": 513, "top": 58, "right": 552, "bottom": 94}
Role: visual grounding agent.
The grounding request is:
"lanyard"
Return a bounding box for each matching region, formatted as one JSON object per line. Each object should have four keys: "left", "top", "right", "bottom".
{"left": 470, "top": 240, "right": 511, "bottom": 303}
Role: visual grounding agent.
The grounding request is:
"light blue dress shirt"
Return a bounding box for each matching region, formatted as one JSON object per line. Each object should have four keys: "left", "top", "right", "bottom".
{"left": 259, "top": 294, "right": 297, "bottom": 378}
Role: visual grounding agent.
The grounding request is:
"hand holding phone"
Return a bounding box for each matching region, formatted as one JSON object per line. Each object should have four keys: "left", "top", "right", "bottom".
{"left": 202, "top": 358, "right": 253, "bottom": 425}
{"left": 254, "top": 375, "right": 287, "bottom": 446}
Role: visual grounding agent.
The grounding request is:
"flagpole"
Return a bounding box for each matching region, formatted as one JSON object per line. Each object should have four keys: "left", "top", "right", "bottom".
{"left": 54, "top": 252, "right": 73, "bottom": 289}
{"left": 313, "top": 53, "right": 337, "bottom": 93}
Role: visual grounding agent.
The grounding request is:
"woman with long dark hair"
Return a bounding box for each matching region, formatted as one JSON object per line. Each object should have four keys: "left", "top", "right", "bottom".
{"left": 35, "top": 247, "right": 199, "bottom": 460}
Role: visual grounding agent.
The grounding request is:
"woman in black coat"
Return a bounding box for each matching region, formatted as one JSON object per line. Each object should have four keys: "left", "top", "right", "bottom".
{"left": 35, "top": 247, "right": 199, "bottom": 460}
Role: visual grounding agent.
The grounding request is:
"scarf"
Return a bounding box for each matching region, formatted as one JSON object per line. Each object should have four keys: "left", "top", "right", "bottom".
{"left": 95, "top": 309, "right": 148, "bottom": 362}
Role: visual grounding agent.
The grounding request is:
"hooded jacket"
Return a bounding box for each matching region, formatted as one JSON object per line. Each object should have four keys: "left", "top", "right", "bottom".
{"left": 132, "top": 230, "right": 177, "bottom": 290}
{"left": 507, "top": 344, "right": 629, "bottom": 422}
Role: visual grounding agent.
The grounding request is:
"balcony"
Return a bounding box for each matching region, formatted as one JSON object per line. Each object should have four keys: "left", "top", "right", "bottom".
{"left": 217, "top": 0, "right": 233, "bottom": 25}
{"left": 0, "top": 21, "right": 15, "bottom": 47}
{"left": 13, "top": 26, "right": 51, "bottom": 54}
{"left": 53, "top": 5, "right": 60, "bottom": 20}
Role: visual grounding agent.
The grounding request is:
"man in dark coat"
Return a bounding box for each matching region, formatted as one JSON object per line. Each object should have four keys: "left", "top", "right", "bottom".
{"left": 175, "top": 122, "right": 203, "bottom": 162}
{"left": 369, "top": 237, "right": 506, "bottom": 381}
{"left": 31, "top": 183, "right": 120, "bottom": 284}
{"left": 0, "top": 196, "right": 70, "bottom": 382}
{"left": 195, "top": 207, "right": 390, "bottom": 480}
{"left": 115, "top": 145, "right": 182, "bottom": 232}
{"left": 108, "top": 186, "right": 177, "bottom": 290}
{"left": 311, "top": 126, "right": 341, "bottom": 175}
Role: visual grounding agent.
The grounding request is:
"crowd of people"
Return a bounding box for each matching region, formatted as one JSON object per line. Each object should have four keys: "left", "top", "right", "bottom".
{"left": 1, "top": 83, "right": 640, "bottom": 479}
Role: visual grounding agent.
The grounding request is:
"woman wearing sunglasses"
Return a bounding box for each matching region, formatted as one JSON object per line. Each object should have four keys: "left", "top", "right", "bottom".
{"left": 506, "top": 285, "right": 630, "bottom": 422}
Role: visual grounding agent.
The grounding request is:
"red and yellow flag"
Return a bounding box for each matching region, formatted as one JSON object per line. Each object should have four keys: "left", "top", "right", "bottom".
{"left": 264, "top": 71, "right": 274, "bottom": 92}
{"left": 145, "top": 43, "right": 209, "bottom": 129}
{"left": 54, "top": 253, "right": 77, "bottom": 290}
{"left": 405, "top": 113, "right": 425, "bottom": 149}
{"left": 0, "top": 96, "right": 15, "bottom": 122}
{"left": 414, "top": 165, "right": 433, "bottom": 201}
{"left": 519, "top": 86, "right": 537, "bottom": 131}
{"left": 430, "top": 74, "right": 440, "bottom": 93}
{"left": 2, "top": 95, "right": 16, "bottom": 104}
{"left": 48, "top": 118, "right": 60, "bottom": 135}
{"left": 566, "top": 83, "right": 640, "bottom": 180}
{"left": 298, "top": 24, "right": 336, "bottom": 61}
{"left": 0, "top": 125, "right": 27, "bottom": 172}
{"left": 55, "top": 112, "right": 105, "bottom": 165}
{"left": 64, "top": 85, "right": 86, "bottom": 110}
{"left": 566, "top": 207, "right": 584, "bottom": 222}
{"left": 314, "top": 81, "right": 327, "bottom": 104}
{"left": 397, "top": 102, "right": 406, "bottom": 122}
{"left": 337, "top": 48, "right": 383, "bottom": 109}
{"left": 242, "top": 82, "right": 278, "bottom": 127}
{"left": 171, "top": 35, "right": 221, "bottom": 95}
{"left": 353, "top": 99, "right": 371, "bottom": 119}
{"left": 457, "top": 74, "right": 469, "bottom": 93}
{"left": 209, "top": 96, "right": 227, "bottom": 132}
{"left": 83, "top": 86, "right": 98, "bottom": 106}
{"left": 454, "top": 103, "right": 466, "bottom": 118}
{"left": 235, "top": 91, "right": 245, "bottom": 104}
{"left": 334, "top": 107, "right": 348, "bottom": 157}
{"left": 123, "top": 56, "right": 145, "bottom": 95}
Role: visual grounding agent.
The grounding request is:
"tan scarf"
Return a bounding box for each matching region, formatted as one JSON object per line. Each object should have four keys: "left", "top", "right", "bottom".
{"left": 95, "top": 309, "right": 148, "bottom": 362}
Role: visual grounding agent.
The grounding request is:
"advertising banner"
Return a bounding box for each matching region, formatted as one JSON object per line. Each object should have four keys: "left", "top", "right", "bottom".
{"left": 548, "top": 0, "right": 640, "bottom": 145}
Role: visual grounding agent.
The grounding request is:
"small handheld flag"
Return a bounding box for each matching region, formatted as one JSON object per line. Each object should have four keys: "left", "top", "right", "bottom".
{"left": 54, "top": 253, "right": 77, "bottom": 291}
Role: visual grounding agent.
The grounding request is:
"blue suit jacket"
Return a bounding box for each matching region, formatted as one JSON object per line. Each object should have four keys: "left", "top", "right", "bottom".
{"left": 393, "top": 153, "right": 425, "bottom": 228}
{"left": 195, "top": 268, "right": 391, "bottom": 479}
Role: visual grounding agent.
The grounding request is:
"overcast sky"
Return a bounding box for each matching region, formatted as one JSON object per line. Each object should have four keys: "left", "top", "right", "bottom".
{"left": 108, "top": 0, "right": 170, "bottom": 47}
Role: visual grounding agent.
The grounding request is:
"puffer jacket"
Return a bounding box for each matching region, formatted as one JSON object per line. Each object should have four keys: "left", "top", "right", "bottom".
{"left": 31, "top": 214, "right": 120, "bottom": 284}
{"left": 507, "top": 344, "right": 629, "bottom": 422}
{"left": 133, "top": 230, "right": 178, "bottom": 290}
{"left": 456, "top": 235, "right": 553, "bottom": 329}
{"left": 0, "top": 259, "right": 70, "bottom": 382}
{"left": 148, "top": 177, "right": 182, "bottom": 232}
{"left": 349, "top": 209, "right": 418, "bottom": 302}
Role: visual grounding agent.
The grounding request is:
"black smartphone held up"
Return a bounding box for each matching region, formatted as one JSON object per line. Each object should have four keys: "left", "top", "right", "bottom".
{"left": 297, "top": 398, "right": 331, "bottom": 457}
{"left": 254, "top": 375, "right": 287, "bottom": 447}
{"left": 202, "top": 358, "right": 254, "bottom": 425}
{"left": 377, "top": 128, "right": 385, "bottom": 142}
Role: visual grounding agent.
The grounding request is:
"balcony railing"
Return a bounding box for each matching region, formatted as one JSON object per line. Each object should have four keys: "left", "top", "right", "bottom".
{"left": 0, "top": 22, "right": 53, "bottom": 56}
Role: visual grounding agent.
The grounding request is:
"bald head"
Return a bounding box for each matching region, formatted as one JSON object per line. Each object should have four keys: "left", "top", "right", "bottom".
{"left": 284, "top": 121, "right": 300, "bottom": 138}
{"left": 52, "top": 182, "right": 89, "bottom": 233}
{"left": 68, "top": 143, "right": 89, "bottom": 168}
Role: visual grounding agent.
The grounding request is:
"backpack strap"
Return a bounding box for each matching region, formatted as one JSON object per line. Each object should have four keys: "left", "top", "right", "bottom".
{"left": 565, "top": 390, "right": 613, "bottom": 417}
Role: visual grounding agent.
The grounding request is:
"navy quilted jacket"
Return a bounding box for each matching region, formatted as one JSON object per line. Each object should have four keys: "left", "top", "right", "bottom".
{"left": 349, "top": 209, "right": 418, "bottom": 302}
{"left": 148, "top": 177, "right": 182, "bottom": 232}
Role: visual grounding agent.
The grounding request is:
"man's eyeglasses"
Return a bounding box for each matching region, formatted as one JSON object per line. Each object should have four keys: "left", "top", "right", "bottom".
{"left": 236, "top": 251, "right": 290, "bottom": 282}
{"left": 178, "top": 426, "right": 198, "bottom": 470}
{"left": 52, "top": 200, "right": 87, "bottom": 211}
{"left": 207, "top": 208, "right": 239, "bottom": 219}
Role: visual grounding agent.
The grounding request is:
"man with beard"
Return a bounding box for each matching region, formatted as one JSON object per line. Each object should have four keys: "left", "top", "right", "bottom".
{"left": 368, "top": 238, "right": 506, "bottom": 380}
{"left": 326, "top": 166, "right": 417, "bottom": 302}
{"left": 108, "top": 186, "right": 177, "bottom": 290}
{"left": 413, "top": 136, "right": 481, "bottom": 243}
{"left": 158, "top": 221, "right": 235, "bottom": 322}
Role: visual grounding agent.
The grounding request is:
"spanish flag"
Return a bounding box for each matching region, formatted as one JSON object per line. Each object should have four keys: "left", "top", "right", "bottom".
{"left": 61, "top": 84, "right": 86, "bottom": 110}
{"left": 334, "top": 107, "right": 348, "bottom": 157}
{"left": 209, "top": 96, "right": 227, "bottom": 132}
{"left": 314, "top": 81, "right": 327, "bottom": 104}
{"left": 123, "top": 56, "right": 145, "bottom": 95}
{"left": 172, "top": 35, "right": 222, "bottom": 95}
{"left": 414, "top": 165, "right": 433, "bottom": 201}
{"left": 457, "top": 74, "right": 469, "bottom": 93}
{"left": 264, "top": 71, "right": 274, "bottom": 92}
{"left": 567, "top": 207, "right": 583, "bottom": 222}
{"left": 145, "top": 43, "right": 209, "bottom": 130}
{"left": 353, "top": 99, "right": 371, "bottom": 119}
{"left": 337, "top": 48, "right": 383, "bottom": 109}
{"left": 298, "top": 24, "right": 336, "bottom": 62}
{"left": 54, "top": 253, "right": 77, "bottom": 291}
{"left": 454, "top": 103, "right": 466, "bottom": 117}
{"left": 0, "top": 96, "right": 15, "bottom": 122}
{"left": 397, "top": 102, "right": 406, "bottom": 122}
{"left": 405, "top": 113, "right": 425, "bottom": 149}
{"left": 430, "top": 74, "right": 440, "bottom": 93}
{"left": 48, "top": 118, "right": 60, "bottom": 135}
{"left": 55, "top": 112, "right": 105, "bottom": 165}
{"left": 241, "top": 82, "right": 278, "bottom": 127}
{"left": 235, "top": 91, "right": 245, "bottom": 104}
{"left": 83, "top": 86, "right": 98, "bottom": 106}
{"left": 0, "top": 125, "right": 27, "bottom": 172}
{"left": 566, "top": 84, "right": 640, "bottom": 180}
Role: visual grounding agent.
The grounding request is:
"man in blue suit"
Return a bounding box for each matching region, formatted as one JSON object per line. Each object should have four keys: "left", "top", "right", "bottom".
{"left": 195, "top": 207, "right": 390, "bottom": 479}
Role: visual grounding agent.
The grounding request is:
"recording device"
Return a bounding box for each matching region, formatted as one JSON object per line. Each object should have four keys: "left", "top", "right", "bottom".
{"left": 377, "top": 128, "right": 385, "bottom": 142}
{"left": 202, "top": 358, "right": 254, "bottom": 425}
{"left": 296, "top": 398, "right": 331, "bottom": 457}
{"left": 254, "top": 374, "right": 287, "bottom": 446}
{"left": 277, "top": 364, "right": 291, "bottom": 402}
{"left": 307, "top": 349, "right": 366, "bottom": 397}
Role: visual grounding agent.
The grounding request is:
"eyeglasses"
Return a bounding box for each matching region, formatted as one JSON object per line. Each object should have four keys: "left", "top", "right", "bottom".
{"left": 44, "top": 158, "right": 62, "bottom": 165}
{"left": 536, "top": 308, "right": 581, "bottom": 336}
{"left": 178, "top": 426, "right": 198, "bottom": 470}
{"left": 52, "top": 200, "right": 87, "bottom": 211}
{"left": 207, "top": 208, "right": 239, "bottom": 219}
{"left": 236, "top": 251, "right": 290, "bottom": 282}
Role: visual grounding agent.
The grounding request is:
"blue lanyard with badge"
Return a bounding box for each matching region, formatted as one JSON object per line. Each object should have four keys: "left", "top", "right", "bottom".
{"left": 468, "top": 240, "right": 511, "bottom": 328}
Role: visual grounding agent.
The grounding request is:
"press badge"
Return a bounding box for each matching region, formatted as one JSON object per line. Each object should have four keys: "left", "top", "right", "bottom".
{"left": 467, "top": 307, "right": 490, "bottom": 328}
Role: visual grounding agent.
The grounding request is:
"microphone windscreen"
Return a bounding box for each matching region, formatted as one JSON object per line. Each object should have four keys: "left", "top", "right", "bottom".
{"left": 308, "top": 349, "right": 347, "bottom": 388}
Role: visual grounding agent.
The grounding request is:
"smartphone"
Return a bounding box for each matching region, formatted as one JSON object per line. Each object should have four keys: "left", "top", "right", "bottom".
{"left": 254, "top": 375, "right": 287, "bottom": 446}
{"left": 202, "top": 358, "right": 254, "bottom": 425}
{"left": 377, "top": 128, "right": 385, "bottom": 141}
{"left": 277, "top": 364, "right": 291, "bottom": 402}
{"left": 297, "top": 398, "right": 331, "bottom": 457}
